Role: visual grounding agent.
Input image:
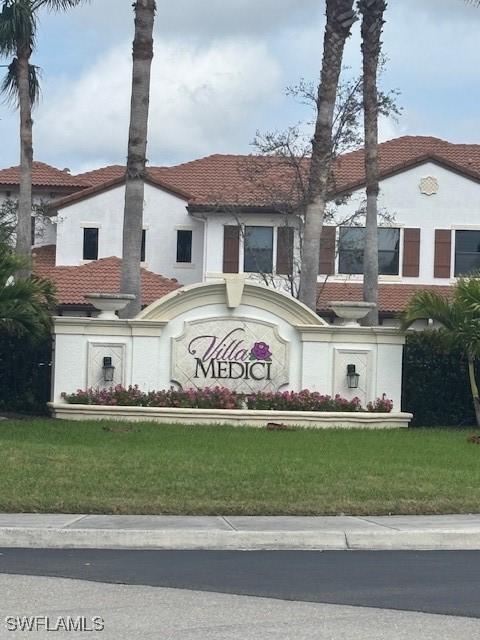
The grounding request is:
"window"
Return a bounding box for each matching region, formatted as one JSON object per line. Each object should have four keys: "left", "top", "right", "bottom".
{"left": 141, "top": 229, "right": 146, "bottom": 262}
{"left": 31, "top": 216, "right": 35, "bottom": 246}
{"left": 455, "top": 230, "right": 480, "bottom": 276}
{"left": 338, "top": 227, "right": 400, "bottom": 275}
{"left": 244, "top": 226, "right": 273, "bottom": 273}
{"left": 176, "top": 229, "right": 192, "bottom": 263}
{"left": 83, "top": 227, "right": 98, "bottom": 260}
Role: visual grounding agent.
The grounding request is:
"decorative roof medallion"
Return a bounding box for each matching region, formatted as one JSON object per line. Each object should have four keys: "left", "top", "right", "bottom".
{"left": 419, "top": 176, "right": 439, "bottom": 196}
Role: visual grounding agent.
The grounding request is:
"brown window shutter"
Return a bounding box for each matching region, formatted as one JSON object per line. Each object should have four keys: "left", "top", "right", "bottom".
{"left": 402, "top": 228, "right": 421, "bottom": 277}
{"left": 223, "top": 225, "right": 240, "bottom": 273}
{"left": 319, "top": 226, "right": 336, "bottom": 275}
{"left": 276, "top": 227, "right": 294, "bottom": 275}
{"left": 434, "top": 229, "right": 451, "bottom": 278}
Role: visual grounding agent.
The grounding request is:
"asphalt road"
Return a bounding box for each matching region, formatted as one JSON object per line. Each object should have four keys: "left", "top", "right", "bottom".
{"left": 2, "top": 573, "right": 479, "bottom": 640}
{"left": 0, "top": 549, "right": 479, "bottom": 619}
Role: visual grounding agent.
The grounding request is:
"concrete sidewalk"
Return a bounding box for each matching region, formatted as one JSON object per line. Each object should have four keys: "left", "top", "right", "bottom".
{"left": 0, "top": 514, "right": 480, "bottom": 550}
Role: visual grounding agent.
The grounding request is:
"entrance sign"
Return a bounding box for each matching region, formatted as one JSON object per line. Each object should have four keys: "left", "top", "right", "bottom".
{"left": 51, "top": 279, "right": 407, "bottom": 418}
{"left": 172, "top": 317, "right": 289, "bottom": 392}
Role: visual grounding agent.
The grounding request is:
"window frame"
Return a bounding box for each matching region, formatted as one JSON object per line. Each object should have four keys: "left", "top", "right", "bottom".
{"left": 82, "top": 227, "right": 99, "bottom": 261}
{"left": 176, "top": 228, "right": 193, "bottom": 264}
{"left": 454, "top": 229, "right": 480, "bottom": 277}
{"left": 243, "top": 225, "right": 274, "bottom": 274}
{"left": 337, "top": 226, "right": 401, "bottom": 277}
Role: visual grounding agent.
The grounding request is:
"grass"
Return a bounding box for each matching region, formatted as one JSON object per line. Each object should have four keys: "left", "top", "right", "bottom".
{"left": 0, "top": 418, "right": 479, "bottom": 515}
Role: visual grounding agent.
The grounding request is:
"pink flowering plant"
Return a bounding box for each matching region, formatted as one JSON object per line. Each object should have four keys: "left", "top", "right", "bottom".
{"left": 61, "top": 385, "right": 244, "bottom": 410}
{"left": 62, "top": 386, "right": 393, "bottom": 413}
{"left": 245, "top": 390, "right": 362, "bottom": 412}
{"left": 366, "top": 394, "right": 394, "bottom": 413}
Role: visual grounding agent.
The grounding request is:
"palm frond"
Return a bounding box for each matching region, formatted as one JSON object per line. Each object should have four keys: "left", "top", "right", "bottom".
{"left": 0, "top": 0, "right": 37, "bottom": 57}
{"left": 456, "top": 318, "right": 480, "bottom": 358}
{"left": 455, "top": 275, "right": 480, "bottom": 313}
{"left": 401, "top": 290, "right": 462, "bottom": 331}
{"left": 32, "top": 0, "right": 87, "bottom": 11}
{"left": 0, "top": 243, "right": 27, "bottom": 285}
{"left": 402, "top": 279, "right": 480, "bottom": 359}
{"left": 1, "top": 57, "right": 40, "bottom": 106}
{"left": 0, "top": 243, "right": 56, "bottom": 340}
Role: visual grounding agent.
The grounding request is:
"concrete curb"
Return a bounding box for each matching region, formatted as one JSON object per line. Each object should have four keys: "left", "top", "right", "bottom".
{"left": 0, "top": 528, "right": 348, "bottom": 550}
{"left": 0, "top": 525, "right": 480, "bottom": 551}
{"left": 346, "top": 530, "right": 480, "bottom": 551}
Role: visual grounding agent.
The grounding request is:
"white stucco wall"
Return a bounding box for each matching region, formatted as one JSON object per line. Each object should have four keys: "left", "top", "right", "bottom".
{"left": 203, "top": 212, "right": 301, "bottom": 277}
{"left": 44, "top": 159, "right": 480, "bottom": 293}
{"left": 329, "top": 161, "right": 480, "bottom": 285}
{"left": 55, "top": 183, "right": 204, "bottom": 285}
{"left": 200, "top": 161, "right": 480, "bottom": 291}
{"left": 52, "top": 281, "right": 406, "bottom": 412}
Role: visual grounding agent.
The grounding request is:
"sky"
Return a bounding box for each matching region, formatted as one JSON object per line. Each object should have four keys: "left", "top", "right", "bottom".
{"left": 0, "top": 0, "right": 479, "bottom": 173}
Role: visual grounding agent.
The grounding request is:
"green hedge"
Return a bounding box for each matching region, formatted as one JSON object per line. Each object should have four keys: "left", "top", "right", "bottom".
{"left": 402, "top": 331, "right": 477, "bottom": 427}
{"left": 0, "top": 335, "right": 52, "bottom": 414}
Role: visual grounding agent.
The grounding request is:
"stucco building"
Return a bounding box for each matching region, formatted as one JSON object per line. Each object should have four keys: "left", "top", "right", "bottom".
{"left": 1, "top": 135, "right": 478, "bottom": 321}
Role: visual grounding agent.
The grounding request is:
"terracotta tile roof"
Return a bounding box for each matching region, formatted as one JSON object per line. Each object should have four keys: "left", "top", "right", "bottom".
{"left": 66, "top": 155, "right": 301, "bottom": 210}
{"left": 70, "top": 136, "right": 480, "bottom": 209}
{"left": 0, "top": 162, "right": 89, "bottom": 189}
{"left": 76, "top": 165, "right": 126, "bottom": 187}
{"left": 331, "top": 135, "right": 480, "bottom": 195}
{"left": 151, "top": 155, "right": 301, "bottom": 208}
{"left": 32, "top": 245, "right": 180, "bottom": 307}
{"left": 32, "top": 243, "right": 56, "bottom": 272}
{"left": 317, "top": 282, "right": 454, "bottom": 314}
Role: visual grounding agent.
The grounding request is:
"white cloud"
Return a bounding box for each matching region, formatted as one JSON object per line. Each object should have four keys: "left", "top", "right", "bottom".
{"left": 156, "top": 0, "right": 321, "bottom": 38}
{"left": 35, "top": 38, "right": 282, "bottom": 169}
{"left": 64, "top": 0, "right": 321, "bottom": 41}
{"left": 4, "top": 0, "right": 480, "bottom": 171}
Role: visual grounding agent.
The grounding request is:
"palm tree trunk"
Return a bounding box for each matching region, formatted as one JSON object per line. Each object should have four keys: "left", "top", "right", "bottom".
{"left": 16, "top": 48, "right": 33, "bottom": 277}
{"left": 119, "top": 0, "right": 156, "bottom": 319}
{"left": 467, "top": 355, "right": 480, "bottom": 426}
{"left": 299, "top": 0, "right": 356, "bottom": 311}
{"left": 360, "top": 0, "right": 386, "bottom": 326}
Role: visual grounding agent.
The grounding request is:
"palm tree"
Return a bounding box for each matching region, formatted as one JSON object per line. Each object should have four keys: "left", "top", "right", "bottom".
{"left": 0, "top": 243, "right": 55, "bottom": 340}
{"left": 358, "top": 0, "right": 387, "bottom": 326}
{"left": 0, "top": 0, "right": 85, "bottom": 275}
{"left": 119, "top": 0, "right": 156, "bottom": 319}
{"left": 299, "top": 0, "right": 357, "bottom": 311}
{"left": 402, "top": 278, "right": 480, "bottom": 426}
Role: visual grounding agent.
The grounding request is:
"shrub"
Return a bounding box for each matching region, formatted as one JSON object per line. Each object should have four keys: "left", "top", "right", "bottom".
{"left": 245, "top": 390, "right": 362, "bottom": 412}
{"left": 366, "top": 394, "right": 394, "bottom": 413}
{"left": 0, "top": 333, "right": 52, "bottom": 414}
{"left": 402, "top": 331, "right": 478, "bottom": 426}
{"left": 62, "top": 386, "right": 392, "bottom": 413}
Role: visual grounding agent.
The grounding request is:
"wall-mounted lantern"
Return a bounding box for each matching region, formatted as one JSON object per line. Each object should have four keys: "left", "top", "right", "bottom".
{"left": 346, "top": 364, "right": 359, "bottom": 389}
{"left": 102, "top": 356, "right": 115, "bottom": 383}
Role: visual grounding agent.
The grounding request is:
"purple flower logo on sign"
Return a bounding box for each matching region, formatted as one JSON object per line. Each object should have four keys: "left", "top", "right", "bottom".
{"left": 250, "top": 341, "right": 272, "bottom": 362}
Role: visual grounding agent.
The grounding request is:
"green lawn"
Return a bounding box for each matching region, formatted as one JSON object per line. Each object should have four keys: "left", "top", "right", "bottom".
{"left": 0, "top": 419, "right": 479, "bottom": 515}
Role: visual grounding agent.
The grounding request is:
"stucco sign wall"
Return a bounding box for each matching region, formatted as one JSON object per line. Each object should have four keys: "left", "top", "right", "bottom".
{"left": 171, "top": 317, "right": 289, "bottom": 392}
{"left": 51, "top": 279, "right": 407, "bottom": 415}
